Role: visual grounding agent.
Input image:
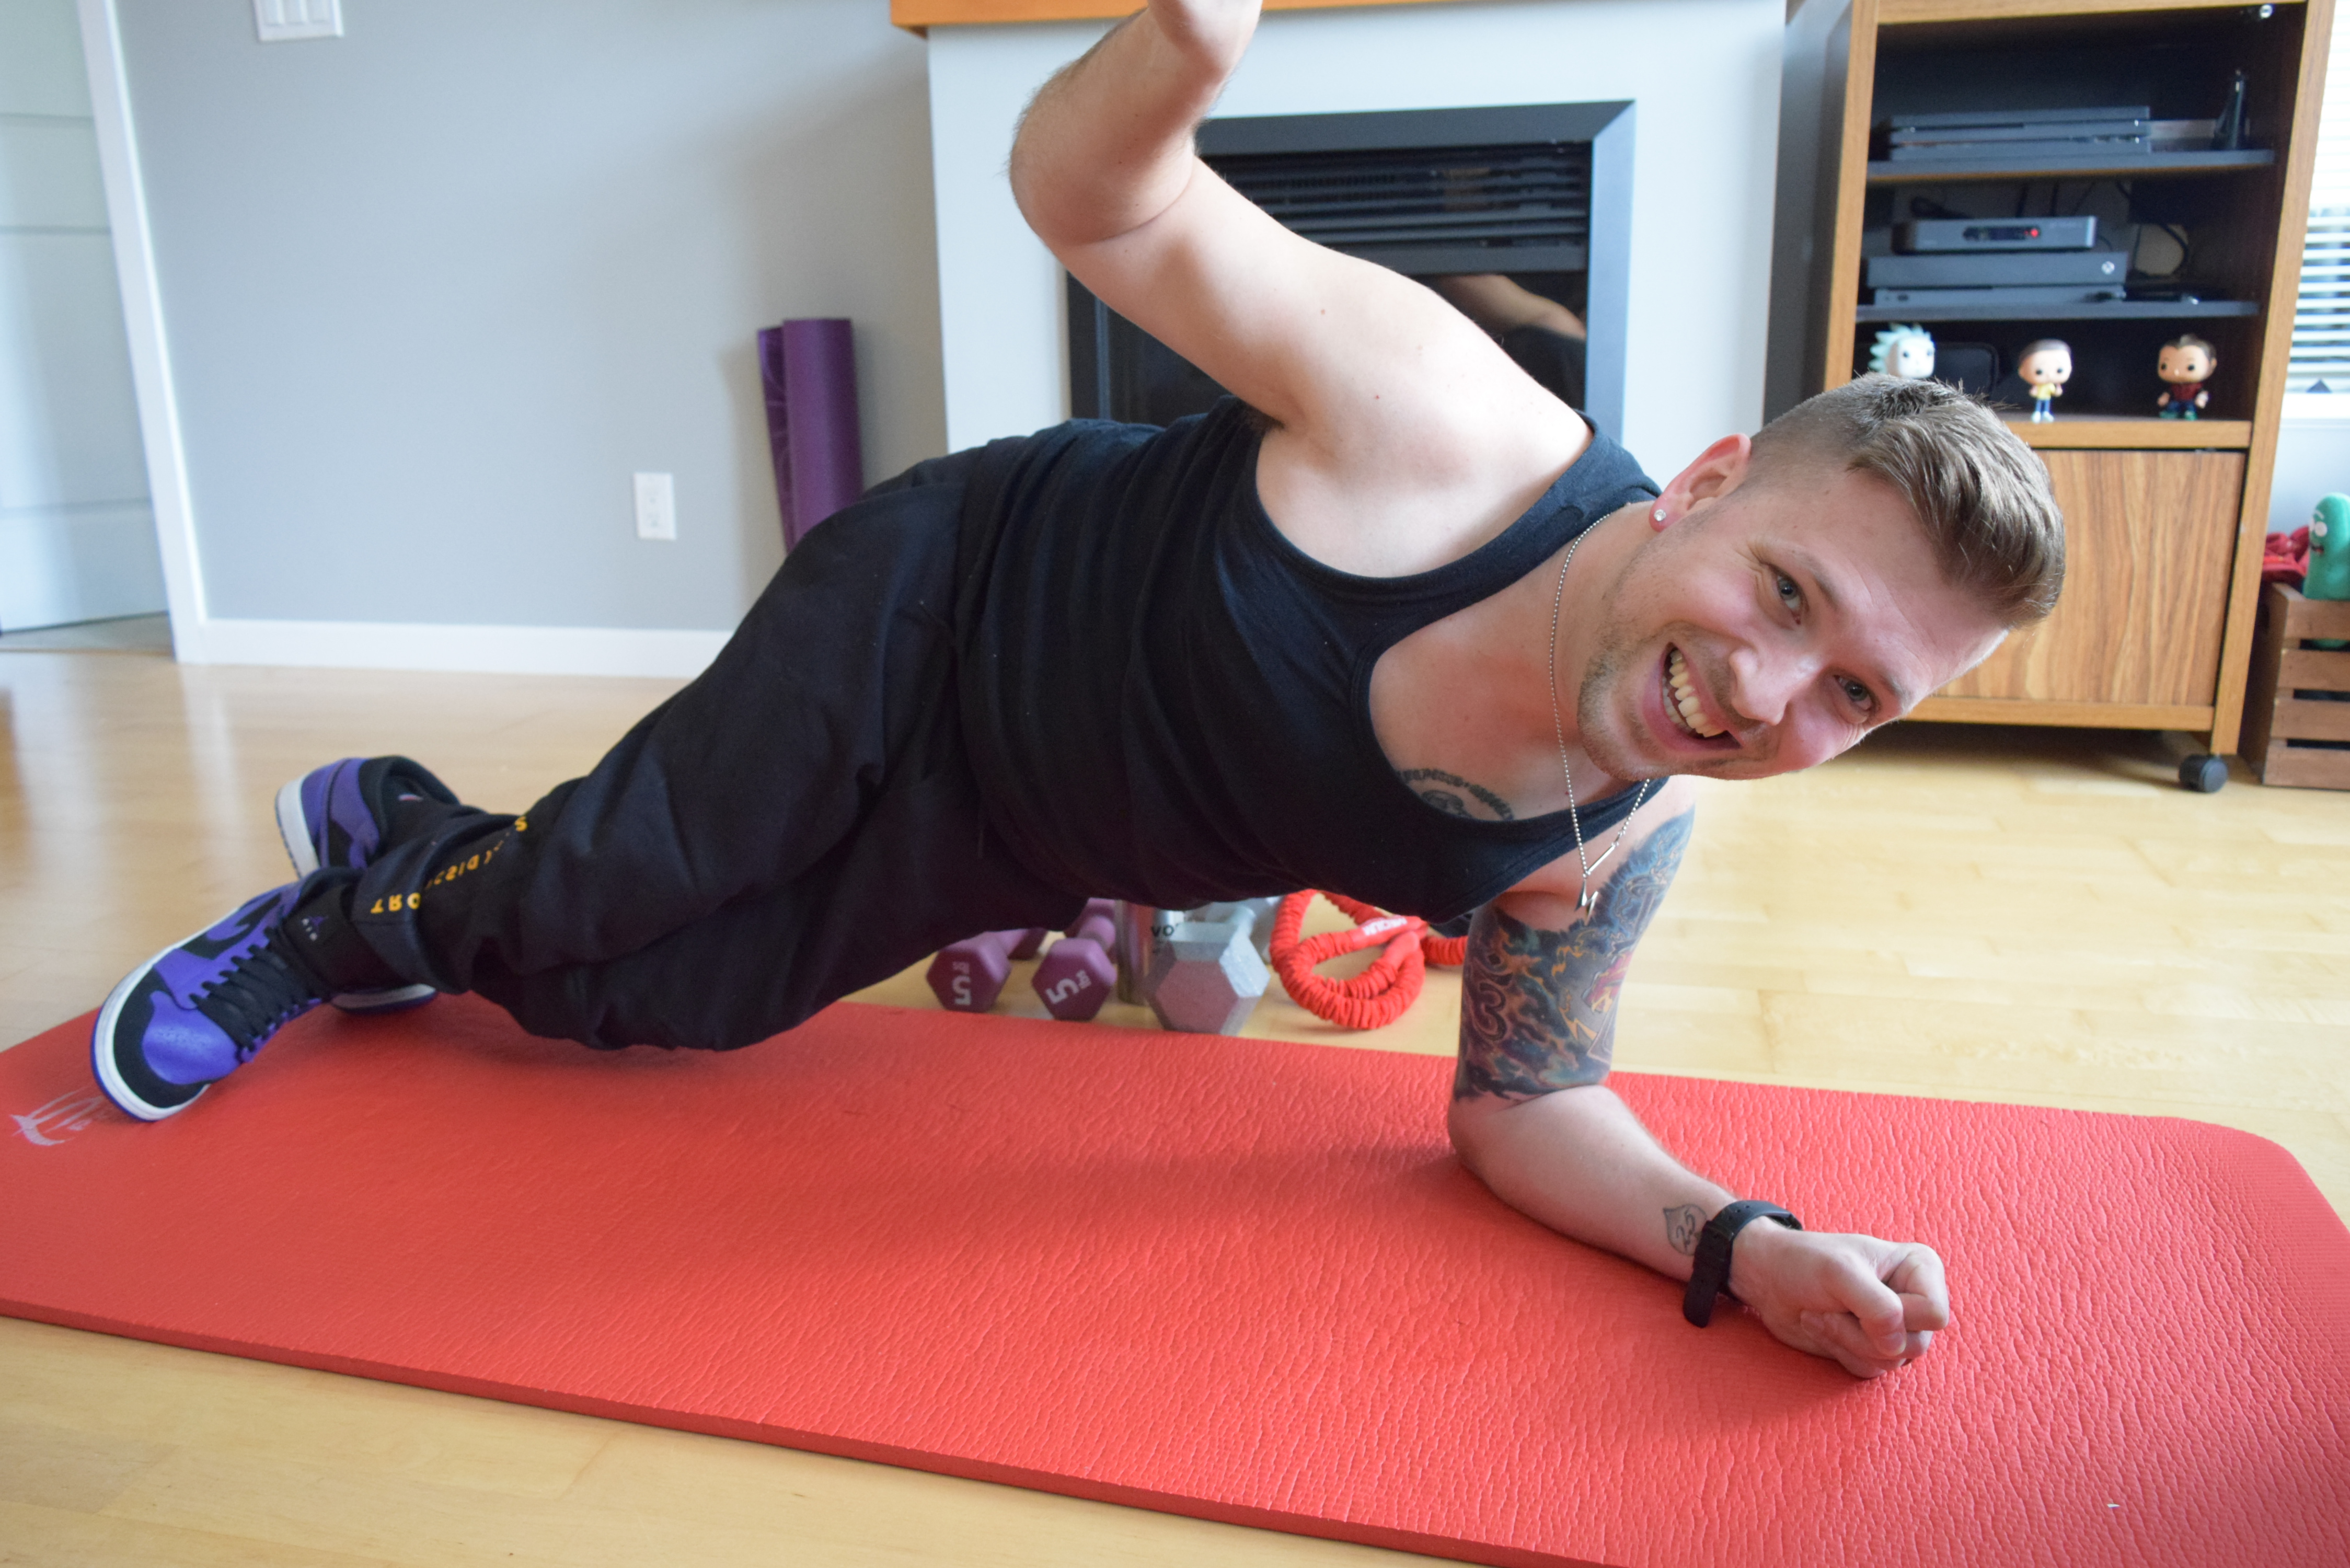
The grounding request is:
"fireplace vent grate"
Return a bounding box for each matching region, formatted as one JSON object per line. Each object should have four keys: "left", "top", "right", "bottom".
{"left": 1206, "top": 141, "right": 1593, "bottom": 273}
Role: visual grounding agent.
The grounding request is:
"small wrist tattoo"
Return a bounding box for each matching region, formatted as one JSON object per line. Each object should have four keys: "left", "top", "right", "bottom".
{"left": 1664, "top": 1204, "right": 1703, "bottom": 1256}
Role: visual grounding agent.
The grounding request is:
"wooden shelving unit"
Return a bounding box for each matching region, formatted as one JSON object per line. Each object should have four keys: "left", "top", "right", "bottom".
{"left": 2006, "top": 416, "right": 2253, "bottom": 448}
{"left": 1771, "top": 0, "right": 2334, "bottom": 756}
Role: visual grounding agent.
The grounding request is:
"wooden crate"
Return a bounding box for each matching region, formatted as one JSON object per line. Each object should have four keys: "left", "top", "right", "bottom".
{"left": 2243, "top": 584, "right": 2350, "bottom": 789}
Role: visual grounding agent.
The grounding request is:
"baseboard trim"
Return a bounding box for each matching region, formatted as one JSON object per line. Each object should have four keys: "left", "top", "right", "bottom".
{"left": 190, "top": 618, "right": 733, "bottom": 679}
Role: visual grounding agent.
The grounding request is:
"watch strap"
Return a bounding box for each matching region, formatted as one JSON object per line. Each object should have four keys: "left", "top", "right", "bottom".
{"left": 1682, "top": 1200, "right": 1801, "bottom": 1328}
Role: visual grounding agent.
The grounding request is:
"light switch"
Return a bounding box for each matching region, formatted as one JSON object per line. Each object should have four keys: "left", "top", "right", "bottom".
{"left": 254, "top": 0, "right": 343, "bottom": 43}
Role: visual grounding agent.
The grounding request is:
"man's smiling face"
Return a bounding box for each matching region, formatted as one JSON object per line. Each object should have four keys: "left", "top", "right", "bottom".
{"left": 1572, "top": 461, "right": 2009, "bottom": 783}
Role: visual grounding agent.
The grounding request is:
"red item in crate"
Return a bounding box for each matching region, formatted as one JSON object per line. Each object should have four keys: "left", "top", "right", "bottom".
{"left": 2264, "top": 524, "right": 2310, "bottom": 586}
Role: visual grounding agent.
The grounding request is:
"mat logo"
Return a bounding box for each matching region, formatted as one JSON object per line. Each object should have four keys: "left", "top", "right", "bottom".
{"left": 14, "top": 1089, "right": 105, "bottom": 1146}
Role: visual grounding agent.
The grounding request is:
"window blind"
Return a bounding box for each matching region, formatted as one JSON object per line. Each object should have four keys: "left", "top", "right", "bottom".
{"left": 2289, "top": 22, "right": 2350, "bottom": 393}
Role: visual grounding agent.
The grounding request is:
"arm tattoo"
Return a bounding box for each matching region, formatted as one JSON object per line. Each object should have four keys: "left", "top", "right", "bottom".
{"left": 1453, "top": 808, "right": 1694, "bottom": 1101}
{"left": 1399, "top": 769, "right": 1515, "bottom": 821}
{"left": 1664, "top": 1204, "right": 1703, "bottom": 1255}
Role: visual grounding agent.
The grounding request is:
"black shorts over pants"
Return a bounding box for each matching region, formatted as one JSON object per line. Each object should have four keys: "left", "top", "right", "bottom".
{"left": 347, "top": 455, "right": 1086, "bottom": 1051}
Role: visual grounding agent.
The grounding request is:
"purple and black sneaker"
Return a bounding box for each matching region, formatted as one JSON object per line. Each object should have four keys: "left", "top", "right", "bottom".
{"left": 92, "top": 880, "right": 332, "bottom": 1121}
{"left": 275, "top": 754, "right": 457, "bottom": 877}
{"left": 274, "top": 756, "right": 455, "bottom": 1011}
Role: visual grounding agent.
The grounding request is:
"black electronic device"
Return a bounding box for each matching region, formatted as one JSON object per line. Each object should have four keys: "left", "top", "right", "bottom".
{"left": 1880, "top": 105, "right": 2152, "bottom": 164}
{"left": 1890, "top": 105, "right": 2150, "bottom": 130}
{"left": 1872, "top": 284, "right": 2125, "bottom": 308}
{"left": 1889, "top": 118, "right": 2146, "bottom": 147}
{"left": 1893, "top": 216, "right": 2097, "bottom": 253}
{"left": 1867, "top": 251, "right": 2124, "bottom": 289}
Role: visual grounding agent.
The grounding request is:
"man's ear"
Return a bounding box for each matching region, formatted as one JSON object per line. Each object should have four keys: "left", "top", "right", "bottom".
{"left": 1651, "top": 433, "right": 1753, "bottom": 531}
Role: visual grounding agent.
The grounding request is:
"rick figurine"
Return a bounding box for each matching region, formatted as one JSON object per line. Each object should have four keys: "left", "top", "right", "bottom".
{"left": 1869, "top": 324, "right": 1937, "bottom": 380}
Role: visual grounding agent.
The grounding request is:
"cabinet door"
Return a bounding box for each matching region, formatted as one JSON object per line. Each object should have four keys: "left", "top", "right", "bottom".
{"left": 1936, "top": 449, "right": 2243, "bottom": 708}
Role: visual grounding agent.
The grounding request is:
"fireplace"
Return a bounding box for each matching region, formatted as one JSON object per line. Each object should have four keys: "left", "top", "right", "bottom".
{"left": 1068, "top": 101, "right": 1634, "bottom": 440}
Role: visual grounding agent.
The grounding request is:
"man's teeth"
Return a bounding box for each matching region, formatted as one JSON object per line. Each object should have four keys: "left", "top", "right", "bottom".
{"left": 1667, "top": 648, "right": 1726, "bottom": 739}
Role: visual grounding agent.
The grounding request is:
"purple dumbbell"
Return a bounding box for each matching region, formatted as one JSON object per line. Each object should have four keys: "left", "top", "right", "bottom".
{"left": 927, "top": 927, "right": 1047, "bottom": 1013}
{"left": 1031, "top": 899, "right": 1119, "bottom": 1021}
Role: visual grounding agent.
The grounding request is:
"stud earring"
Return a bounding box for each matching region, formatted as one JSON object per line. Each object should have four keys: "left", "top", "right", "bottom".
{"left": 1652, "top": 505, "right": 1669, "bottom": 522}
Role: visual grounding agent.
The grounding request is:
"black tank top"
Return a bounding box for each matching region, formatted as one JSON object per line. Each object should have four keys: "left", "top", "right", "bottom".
{"left": 952, "top": 397, "right": 1660, "bottom": 923}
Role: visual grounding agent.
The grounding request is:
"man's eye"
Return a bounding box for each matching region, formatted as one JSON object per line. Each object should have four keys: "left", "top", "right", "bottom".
{"left": 1774, "top": 572, "right": 1802, "bottom": 610}
{"left": 1841, "top": 677, "right": 1875, "bottom": 712}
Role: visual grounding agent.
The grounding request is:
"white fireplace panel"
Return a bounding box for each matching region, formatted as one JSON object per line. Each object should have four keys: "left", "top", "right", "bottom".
{"left": 927, "top": 0, "right": 1782, "bottom": 481}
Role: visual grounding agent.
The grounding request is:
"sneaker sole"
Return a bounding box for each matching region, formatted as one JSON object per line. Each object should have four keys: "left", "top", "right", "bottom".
{"left": 274, "top": 775, "right": 323, "bottom": 878}
{"left": 332, "top": 982, "right": 436, "bottom": 1011}
{"left": 274, "top": 771, "right": 436, "bottom": 1013}
{"left": 90, "top": 929, "right": 218, "bottom": 1122}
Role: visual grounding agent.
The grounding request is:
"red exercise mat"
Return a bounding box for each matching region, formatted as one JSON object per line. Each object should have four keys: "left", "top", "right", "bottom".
{"left": 4, "top": 996, "right": 2346, "bottom": 1567}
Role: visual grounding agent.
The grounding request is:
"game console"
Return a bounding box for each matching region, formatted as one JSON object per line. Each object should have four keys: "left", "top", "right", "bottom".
{"left": 1880, "top": 106, "right": 2153, "bottom": 163}
{"left": 1892, "top": 216, "right": 2098, "bottom": 252}
{"left": 1871, "top": 284, "right": 2125, "bottom": 308}
{"left": 1868, "top": 250, "right": 2124, "bottom": 289}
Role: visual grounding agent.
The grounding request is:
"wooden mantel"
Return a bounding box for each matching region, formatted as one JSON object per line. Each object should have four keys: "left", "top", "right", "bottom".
{"left": 895, "top": 0, "right": 1458, "bottom": 31}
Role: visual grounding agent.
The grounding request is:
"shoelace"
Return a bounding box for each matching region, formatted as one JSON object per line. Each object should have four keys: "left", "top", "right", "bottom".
{"left": 193, "top": 933, "right": 318, "bottom": 1061}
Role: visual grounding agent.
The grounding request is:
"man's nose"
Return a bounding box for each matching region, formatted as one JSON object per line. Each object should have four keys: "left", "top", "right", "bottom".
{"left": 1726, "top": 648, "right": 1810, "bottom": 730}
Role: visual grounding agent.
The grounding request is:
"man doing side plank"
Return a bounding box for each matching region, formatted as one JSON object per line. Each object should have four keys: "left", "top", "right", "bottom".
{"left": 93, "top": 0, "right": 2063, "bottom": 1380}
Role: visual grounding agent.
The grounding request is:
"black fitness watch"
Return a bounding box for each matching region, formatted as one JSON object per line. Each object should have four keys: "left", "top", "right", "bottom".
{"left": 1683, "top": 1200, "right": 1802, "bottom": 1327}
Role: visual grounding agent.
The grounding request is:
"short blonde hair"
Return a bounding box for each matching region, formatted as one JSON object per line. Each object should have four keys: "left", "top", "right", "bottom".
{"left": 1750, "top": 373, "right": 2065, "bottom": 625}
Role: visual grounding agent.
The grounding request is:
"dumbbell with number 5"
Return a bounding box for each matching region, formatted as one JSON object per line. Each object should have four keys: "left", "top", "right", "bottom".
{"left": 926, "top": 927, "right": 1048, "bottom": 1013}
{"left": 1030, "top": 898, "right": 1119, "bottom": 1021}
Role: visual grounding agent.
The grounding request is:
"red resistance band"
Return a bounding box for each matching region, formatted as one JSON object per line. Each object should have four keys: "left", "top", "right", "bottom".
{"left": 1269, "top": 892, "right": 1467, "bottom": 1031}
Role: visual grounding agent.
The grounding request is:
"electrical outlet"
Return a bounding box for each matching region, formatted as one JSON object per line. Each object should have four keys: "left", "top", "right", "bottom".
{"left": 254, "top": 0, "right": 343, "bottom": 42}
{"left": 634, "top": 472, "right": 677, "bottom": 541}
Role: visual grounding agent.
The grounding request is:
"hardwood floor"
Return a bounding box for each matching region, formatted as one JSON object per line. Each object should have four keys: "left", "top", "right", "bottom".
{"left": 4, "top": 647, "right": 2344, "bottom": 1566}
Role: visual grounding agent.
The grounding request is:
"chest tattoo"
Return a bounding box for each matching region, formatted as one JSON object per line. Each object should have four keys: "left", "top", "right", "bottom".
{"left": 1399, "top": 768, "right": 1516, "bottom": 822}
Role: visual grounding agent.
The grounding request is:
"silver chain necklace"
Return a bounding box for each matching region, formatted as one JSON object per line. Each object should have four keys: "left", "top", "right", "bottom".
{"left": 1549, "top": 532, "right": 1653, "bottom": 910}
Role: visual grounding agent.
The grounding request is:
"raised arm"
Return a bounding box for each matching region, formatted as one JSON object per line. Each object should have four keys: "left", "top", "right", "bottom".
{"left": 1448, "top": 789, "right": 1950, "bottom": 1378}
{"left": 1010, "top": 0, "right": 1257, "bottom": 257}
{"left": 1009, "top": 0, "right": 1584, "bottom": 569}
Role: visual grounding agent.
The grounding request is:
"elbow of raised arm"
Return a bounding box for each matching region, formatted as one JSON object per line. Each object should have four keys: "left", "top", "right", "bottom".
{"left": 1005, "top": 120, "right": 1076, "bottom": 251}
{"left": 1004, "top": 8, "right": 1234, "bottom": 257}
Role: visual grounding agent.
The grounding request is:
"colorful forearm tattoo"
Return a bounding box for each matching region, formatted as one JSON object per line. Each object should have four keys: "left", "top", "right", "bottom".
{"left": 1453, "top": 808, "right": 1694, "bottom": 1101}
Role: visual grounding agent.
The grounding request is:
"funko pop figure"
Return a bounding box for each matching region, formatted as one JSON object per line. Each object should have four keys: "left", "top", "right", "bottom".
{"left": 1869, "top": 324, "right": 1937, "bottom": 380}
{"left": 2018, "top": 339, "right": 2072, "bottom": 423}
{"left": 2157, "top": 335, "right": 2217, "bottom": 420}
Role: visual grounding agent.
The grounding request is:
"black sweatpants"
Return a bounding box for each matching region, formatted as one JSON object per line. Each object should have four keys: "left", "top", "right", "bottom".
{"left": 347, "top": 455, "right": 1085, "bottom": 1051}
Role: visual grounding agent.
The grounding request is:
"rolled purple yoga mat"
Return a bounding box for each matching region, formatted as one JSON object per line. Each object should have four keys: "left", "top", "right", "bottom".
{"left": 757, "top": 318, "right": 863, "bottom": 549}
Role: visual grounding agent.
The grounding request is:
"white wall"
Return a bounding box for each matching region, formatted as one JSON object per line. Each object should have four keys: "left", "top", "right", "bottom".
{"left": 0, "top": 0, "right": 163, "bottom": 631}
{"left": 928, "top": 0, "right": 1785, "bottom": 480}
{"left": 2271, "top": 408, "right": 2350, "bottom": 533}
{"left": 104, "top": 0, "right": 941, "bottom": 667}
